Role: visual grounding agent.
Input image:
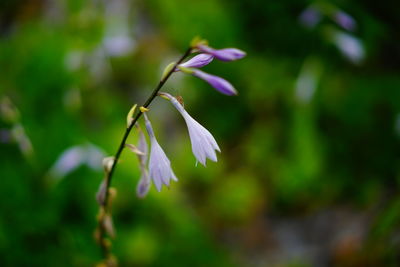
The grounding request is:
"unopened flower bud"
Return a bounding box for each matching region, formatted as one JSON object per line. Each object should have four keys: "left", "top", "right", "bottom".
{"left": 102, "top": 157, "right": 115, "bottom": 173}
{"left": 103, "top": 214, "right": 115, "bottom": 238}
{"left": 96, "top": 180, "right": 107, "bottom": 206}
{"left": 192, "top": 70, "right": 238, "bottom": 95}
{"left": 197, "top": 45, "right": 246, "bottom": 61}
{"left": 178, "top": 54, "right": 213, "bottom": 69}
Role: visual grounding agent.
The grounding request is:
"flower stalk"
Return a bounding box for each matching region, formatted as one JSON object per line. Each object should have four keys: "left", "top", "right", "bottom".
{"left": 94, "top": 37, "right": 246, "bottom": 266}
{"left": 95, "top": 47, "right": 192, "bottom": 263}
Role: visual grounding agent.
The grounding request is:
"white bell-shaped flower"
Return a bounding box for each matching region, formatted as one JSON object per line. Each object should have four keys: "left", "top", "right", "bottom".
{"left": 161, "top": 93, "right": 220, "bottom": 166}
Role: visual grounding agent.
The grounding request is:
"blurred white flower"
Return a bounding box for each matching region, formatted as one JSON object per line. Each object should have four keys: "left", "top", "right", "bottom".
{"left": 49, "top": 143, "right": 105, "bottom": 179}
{"left": 333, "top": 31, "right": 365, "bottom": 64}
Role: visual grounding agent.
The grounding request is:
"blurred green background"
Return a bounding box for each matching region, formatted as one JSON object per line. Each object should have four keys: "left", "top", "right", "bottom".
{"left": 1, "top": 0, "right": 400, "bottom": 266}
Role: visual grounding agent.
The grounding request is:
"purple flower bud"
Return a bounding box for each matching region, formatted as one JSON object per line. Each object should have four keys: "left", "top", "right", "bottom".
{"left": 143, "top": 113, "right": 178, "bottom": 192}
{"left": 197, "top": 45, "right": 246, "bottom": 61}
{"left": 333, "top": 11, "right": 357, "bottom": 31}
{"left": 192, "top": 70, "right": 238, "bottom": 95}
{"left": 178, "top": 54, "right": 214, "bottom": 69}
{"left": 162, "top": 93, "right": 220, "bottom": 166}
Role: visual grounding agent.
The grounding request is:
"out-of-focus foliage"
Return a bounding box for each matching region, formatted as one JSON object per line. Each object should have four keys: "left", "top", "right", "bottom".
{"left": 0, "top": 0, "right": 399, "bottom": 266}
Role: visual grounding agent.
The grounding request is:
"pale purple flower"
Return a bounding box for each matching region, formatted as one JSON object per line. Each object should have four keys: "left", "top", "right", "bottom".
{"left": 144, "top": 113, "right": 178, "bottom": 192}
{"left": 197, "top": 45, "right": 246, "bottom": 62}
{"left": 135, "top": 126, "right": 151, "bottom": 198}
{"left": 333, "top": 11, "right": 357, "bottom": 31}
{"left": 192, "top": 69, "right": 238, "bottom": 95}
{"left": 161, "top": 93, "right": 220, "bottom": 166}
{"left": 299, "top": 7, "right": 322, "bottom": 28}
{"left": 178, "top": 53, "right": 214, "bottom": 69}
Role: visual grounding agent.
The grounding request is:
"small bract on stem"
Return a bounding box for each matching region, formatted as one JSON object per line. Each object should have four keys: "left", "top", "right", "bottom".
{"left": 94, "top": 37, "right": 245, "bottom": 266}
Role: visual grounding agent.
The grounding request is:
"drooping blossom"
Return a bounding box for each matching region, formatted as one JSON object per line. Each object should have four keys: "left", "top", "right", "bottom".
{"left": 196, "top": 45, "right": 246, "bottom": 62}
{"left": 160, "top": 93, "right": 220, "bottom": 166}
{"left": 135, "top": 125, "right": 151, "bottom": 198}
{"left": 192, "top": 69, "right": 238, "bottom": 96}
{"left": 143, "top": 113, "right": 178, "bottom": 192}
{"left": 178, "top": 53, "right": 214, "bottom": 69}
